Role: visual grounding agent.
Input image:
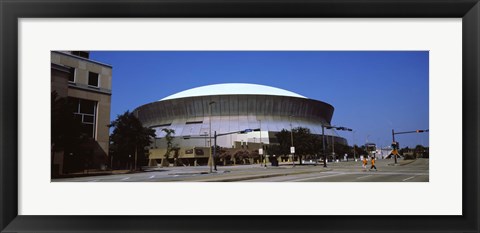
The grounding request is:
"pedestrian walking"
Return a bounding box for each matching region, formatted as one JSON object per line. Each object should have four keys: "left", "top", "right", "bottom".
{"left": 362, "top": 157, "right": 367, "bottom": 171}
{"left": 370, "top": 157, "right": 377, "bottom": 171}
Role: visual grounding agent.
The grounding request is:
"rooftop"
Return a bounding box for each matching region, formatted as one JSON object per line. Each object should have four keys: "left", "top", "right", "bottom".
{"left": 160, "top": 83, "right": 307, "bottom": 101}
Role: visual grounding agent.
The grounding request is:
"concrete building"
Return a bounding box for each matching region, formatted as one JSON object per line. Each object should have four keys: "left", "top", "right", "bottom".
{"left": 134, "top": 83, "right": 347, "bottom": 166}
{"left": 51, "top": 51, "right": 112, "bottom": 174}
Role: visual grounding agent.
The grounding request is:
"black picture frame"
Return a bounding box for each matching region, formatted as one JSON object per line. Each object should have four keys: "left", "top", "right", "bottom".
{"left": 1, "top": 0, "right": 479, "bottom": 232}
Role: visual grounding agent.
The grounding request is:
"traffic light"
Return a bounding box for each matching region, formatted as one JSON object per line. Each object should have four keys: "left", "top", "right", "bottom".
{"left": 240, "top": 128, "right": 261, "bottom": 134}
{"left": 416, "top": 129, "right": 429, "bottom": 133}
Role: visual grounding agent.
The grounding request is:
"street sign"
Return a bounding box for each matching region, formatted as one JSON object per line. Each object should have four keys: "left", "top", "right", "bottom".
{"left": 259, "top": 149, "right": 264, "bottom": 155}
{"left": 290, "top": 147, "right": 295, "bottom": 154}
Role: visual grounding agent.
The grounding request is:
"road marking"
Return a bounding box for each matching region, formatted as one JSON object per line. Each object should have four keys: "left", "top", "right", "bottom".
{"left": 290, "top": 173, "right": 345, "bottom": 182}
{"left": 325, "top": 171, "right": 428, "bottom": 176}
{"left": 121, "top": 177, "right": 130, "bottom": 181}
{"left": 89, "top": 180, "right": 99, "bottom": 182}
{"left": 402, "top": 176, "right": 415, "bottom": 182}
{"left": 356, "top": 175, "right": 372, "bottom": 180}
{"left": 149, "top": 175, "right": 155, "bottom": 179}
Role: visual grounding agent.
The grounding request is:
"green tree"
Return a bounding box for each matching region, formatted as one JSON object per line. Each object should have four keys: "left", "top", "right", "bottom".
{"left": 414, "top": 145, "right": 426, "bottom": 158}
{"left": 267, "top": 144, "right": 283, "bottom": 157}
{"left": 274, "top": 127, "right": 324, "bottom": 164}
{"left": 291, "top": 127, "right": 315, "bottom": 164}
{"left": 333, "top": 142, "right": 351, "bottom": 159}
{"left": 275, "top": 129, "right": 291, "bottom": 155}
{"left": 352, "top": 144, "right": 366, "bottom": 159}
{"left": 51, "top": 91, "right": 83, "bottom": 173}
{"left": 399, "top": 146, "right": 410, "bottom": 155}
{"left": 109, "top": 111, "right": 156, "bottom": 170}
{"left": 161, "top": 128, "right": 178, "bottom": 167}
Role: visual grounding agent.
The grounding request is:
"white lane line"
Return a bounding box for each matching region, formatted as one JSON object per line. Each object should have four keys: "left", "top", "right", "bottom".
{"left": 290, "top": 173, "right": 345, "bottom": 182}
{"left": 121, "top": 177, "right": 130, "bottom": 181}
{"left": 402, "top": 176, "right": 415, "bottom": 182}
{"left": 149, "top": 175, "right": 155, "bottom": 179}
{"left": 356, "top": 175, "right": 373, "bottom": 180}
{"left": 327, "top": 172, "right": 428, "bottom": 176}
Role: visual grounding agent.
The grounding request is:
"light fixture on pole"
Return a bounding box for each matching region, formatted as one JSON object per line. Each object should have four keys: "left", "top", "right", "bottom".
{"left": 208, "top": 101, "right": 216, "bottom": 173}
{"left": 323, "top": 125, "right": 352, "bottom": 167}
{"left": 289, "top": 115, "right": 295, "bottom": 167}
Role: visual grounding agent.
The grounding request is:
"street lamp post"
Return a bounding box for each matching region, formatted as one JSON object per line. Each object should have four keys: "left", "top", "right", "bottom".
{"left": 322, "top": 125, "right": 327, "bottom": 167}
{"left": 208, "top": 101, "right": 216, "bottom": 173}
{"left": 323, "top": 125, "right": 352, "bottom": 167}
{"left": 259, "top": 120, "right": 265, "bottom": 167}
{"left": 392, "top": 129, "right": 397, "bottom": 164}
{"left": 184, "top": 128, "right": 260, "bottom": 173}
{"left": 289, "top": 115, "right": 295, "bottom": 167}
{"left": 213, "top": 131, "right": 217, "bottom": 171}
{"left": 353, "top": 131, "right": 357, "bottom": 161}
{"left": 331, "top": 132, "right": 335, "bottom": 161}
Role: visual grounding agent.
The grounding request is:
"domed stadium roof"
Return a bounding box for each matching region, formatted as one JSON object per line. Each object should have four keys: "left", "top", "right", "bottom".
{"left": 160, "top": 83, "right": 307, "bottom": 101}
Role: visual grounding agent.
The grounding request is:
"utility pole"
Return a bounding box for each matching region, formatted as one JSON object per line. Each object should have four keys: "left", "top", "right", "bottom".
{"left": 208, "top": 101, "right": 215, "bottom": 173}
{"left": 391, "top": 128, "right": 429, "bottom": 164}
{"left": 213, "top": 131, "right": 217, "bottom": 171}
{"left": 322, "top": 125, "right": 327, "bottom": 167}
{"left": 259, "top": 120, "right": 265, "bottom": 167}
{"left": 185, "top": 128, "right": 260, "bottom": 173}
{"left": 331, "top": 132, "right": 335, "bottom": 161}
{"left": 289, "top": 115, "right": 295, "bottom": 167}
{"left": 323, "top": 125, "right": 352, "bottom": 167}
{"left": 392, "top": 129, "right": 398, "bottom": 164}
{"left": 353, "top": 131, "right": 356, "bottom": 161}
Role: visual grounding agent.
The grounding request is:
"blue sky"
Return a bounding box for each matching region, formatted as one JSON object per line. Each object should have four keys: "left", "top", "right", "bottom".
{"left": 90, "top": 51, "right": 429, "bottom": 148}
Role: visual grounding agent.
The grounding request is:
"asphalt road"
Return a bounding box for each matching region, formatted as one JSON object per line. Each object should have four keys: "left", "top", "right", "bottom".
{"left": 247, "top": 158, "right": 429, "bottom": 182}
{"left": 53, "top": 158, "right": 429, "bottom": 182}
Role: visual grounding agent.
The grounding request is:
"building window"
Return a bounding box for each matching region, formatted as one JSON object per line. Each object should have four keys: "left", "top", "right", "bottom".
{"left": 71, "top": 51, "right": 90, "bottom": 59}
{"left": 70, "top": 97, "right": 97, "bottom": 139}
{"left": 68, "top": 67, "right": 75, "bottom": 83}
{"left": 88, "top": 72, "right": 99, "bottom": 87}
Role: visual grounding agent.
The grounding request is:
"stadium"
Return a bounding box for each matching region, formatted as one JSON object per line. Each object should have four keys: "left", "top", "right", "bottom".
{"left": 134, "top": 83, "right": 347, "bottom": 166}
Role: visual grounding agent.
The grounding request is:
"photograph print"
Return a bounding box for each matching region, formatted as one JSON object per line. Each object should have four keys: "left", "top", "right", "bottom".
{"left": 51, "top": 51, "right": 429, "bottom": 182}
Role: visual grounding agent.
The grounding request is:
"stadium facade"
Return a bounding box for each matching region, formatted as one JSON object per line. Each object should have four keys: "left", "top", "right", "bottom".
{"left": 134, "top": 83, "right": 347, "bottom": 166}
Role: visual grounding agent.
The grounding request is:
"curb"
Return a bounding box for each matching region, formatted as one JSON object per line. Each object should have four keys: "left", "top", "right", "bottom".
{"left": 53, "top": 170, "right": 139, "bottom": 179}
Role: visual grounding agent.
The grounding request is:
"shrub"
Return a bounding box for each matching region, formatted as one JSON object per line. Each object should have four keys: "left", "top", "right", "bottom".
{"left": 403, "top": 154, "right": 416, "bottom": 160}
